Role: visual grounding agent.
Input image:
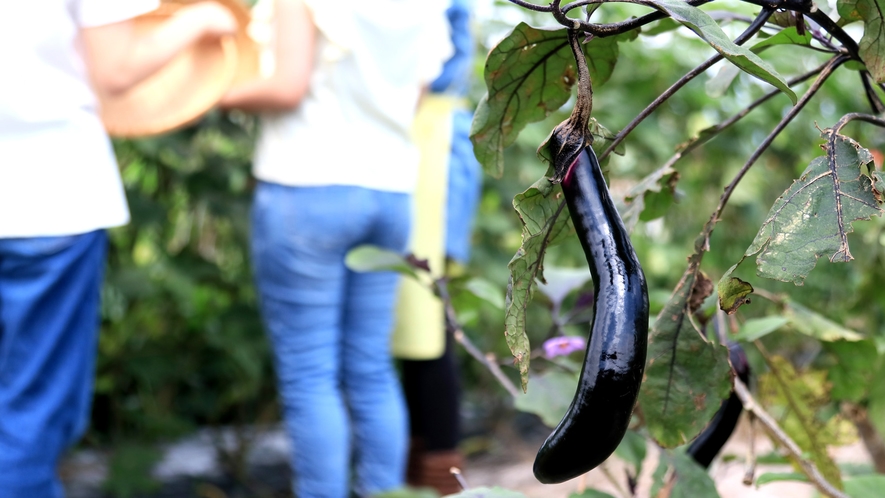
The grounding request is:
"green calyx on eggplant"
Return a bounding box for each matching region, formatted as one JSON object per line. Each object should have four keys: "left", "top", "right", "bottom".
{"left": 532, "top": 29, "right": 649, "bottom": 485}
{"left": 687, "top": 342, "right": 751, "bottom": 468}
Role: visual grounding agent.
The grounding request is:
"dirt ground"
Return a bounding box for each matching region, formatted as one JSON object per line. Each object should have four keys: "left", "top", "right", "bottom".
{"left": 461, "top": 417, "right": 872, "bottom": 498}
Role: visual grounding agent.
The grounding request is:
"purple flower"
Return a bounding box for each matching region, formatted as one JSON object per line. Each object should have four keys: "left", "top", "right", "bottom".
{"left": 543, "top": 336, "right": 587, "bottom": 359}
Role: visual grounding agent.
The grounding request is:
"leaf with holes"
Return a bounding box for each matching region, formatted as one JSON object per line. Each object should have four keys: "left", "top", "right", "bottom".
{"left": 838, "top": 0, "right": 885, "bottom": 82}
{"left": 470, "top": 24, "right": 634, "bottom": 176}
{"left": 645, "top": 0, "right": 797, "bottom": 103}
{"left": 506, "top": 177, "right": 574, "bottom": 390}
{"left": 741, "top": 134, "right": 882, "bottom": 285}
{"left": 639, "top": 260, "right": 732, "bottom": 447}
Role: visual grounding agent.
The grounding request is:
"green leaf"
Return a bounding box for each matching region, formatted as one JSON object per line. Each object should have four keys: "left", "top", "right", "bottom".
{"left": 470, "top": 24, "right": 636, "bottom": 176}
{"left": 717, "top": 275, "right": 754, "bottom": 315}
{"left": 733, "top": 315, "right": 789, "bottom": 342}
{"left": 838, "top": 0, "right": 885, "bottom": 82}
{"left": 464, "top": 278, "right": 505, "bottom": 310}
{"left": 514, "top": 370, "right": 579, "bottom": 427}
{"left": 824, "top": 339, "right": 882, "bottom": 403}
{"left": 639, "top": 262, "right": 733, "bottom": 447}
{"left": 755, "top": 472, "right": 810, "bottom": 485}
{"left": 751, "top": 26, "right": 814, "bottom": 50}
{"left": 651, "top": 450, "right": 722, "bottom": 498}
{"left": 617, "top": 162, "right": 679, "bottom": 232}
{"left": 535, "top": 266, "right": 593, "bottom": 308}
{"left": 344, "top": 245, "right": 420, "bottom": 280}
{"left": 706, "top": 27, "right": 813, "bottom": 98}
{"left": 448, "top": 487, "right": 528, "bottom": 498}
{"left": 569, "top": 491, "right": 617, "bottom": 498}
{"left": 506, "top": 178, "right": 574, "bottom": 390}
{"left": 669, "top": 450, "right": 722, "bottom": 498}
{"left": 845, "top": 475, "right": 885, "bottom": 498}
{"left": 757, "top": 356, "right": 850, "bottom": 489}
{"left": 644, "top": 0, "right": 797, "bottom": 103}
{"left": 784, "top": 301, "right": 865, "bottom": 341}
{"left": 469, "top": 24, "right": 576, "bottom": 176}
{"left": 739, "top": 135, "right": 883, "bottom": 285}
{"left": 614, "top": 430, "right": 648, "bottom": 478}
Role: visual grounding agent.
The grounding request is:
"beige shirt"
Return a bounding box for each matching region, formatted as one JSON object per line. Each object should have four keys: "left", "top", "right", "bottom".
{"left": 0, "top": 0, "right": 159, "bottom": 237}
{"left": 252, "top": 0, "right": 453, "bottom": 193}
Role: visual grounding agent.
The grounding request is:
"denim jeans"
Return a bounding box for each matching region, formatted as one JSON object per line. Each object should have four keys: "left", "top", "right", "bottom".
{"left": 251, "top": 182, "right": 411, "bottom": 498}
{"left": 0, "top": 230, "right": 107, "bottom": 498}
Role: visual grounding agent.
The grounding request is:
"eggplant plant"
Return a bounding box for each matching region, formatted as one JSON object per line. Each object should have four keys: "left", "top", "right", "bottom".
{"left": 467, "top": 0, "right": 885, "bottom": 496}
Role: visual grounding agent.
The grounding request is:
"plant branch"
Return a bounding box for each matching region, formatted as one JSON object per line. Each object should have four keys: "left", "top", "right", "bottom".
{"left": 806, "top": 9, "right": 860, "bottom": 60}
{"left": 829, "top": 112, "right": 885, "bottom": 137}
{"left": 732, "top": 378, "right": 849, "bottom": 498}
{"left": 582, "top": 0, "right": 712, "bottom": 37}
{"left": 705, "top": 54, "right": 849, "bottom": 230}
{"left": 860, "top": 72, "right": 885, "bottom": 114}
{"left": 437, "top": 278, "right": 522, "bottom": 399}
{"left": 677, "top": 58, "right": 829, "bottom": 157}
{"left": 599, "top": 7, "right": 774, "bottom": 161}
{"left": 504, "top": 0, "right": 555, "bottom": 12}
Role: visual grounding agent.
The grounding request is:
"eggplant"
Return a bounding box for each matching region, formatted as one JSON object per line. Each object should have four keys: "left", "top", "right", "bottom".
{"left": 532, "top": 143, "right": 649, "bottom": 484}
{"left": 687, "top": 342, "right": 751, "bottom": 468}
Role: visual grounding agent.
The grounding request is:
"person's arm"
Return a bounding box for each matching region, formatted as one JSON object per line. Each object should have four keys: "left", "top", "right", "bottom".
{"left": 81, "top": 2, "right": 237, "bottom": 97}
{"left": 219, "top": 0, "right": 315, "bottom": 112}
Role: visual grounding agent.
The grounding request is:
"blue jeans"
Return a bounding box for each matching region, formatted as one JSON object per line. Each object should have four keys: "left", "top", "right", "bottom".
{"left": 251, "top": 182, "right": 411, "bottom": 498}
{"left": 0, "top": 230, "right": 107, "bottom": 498}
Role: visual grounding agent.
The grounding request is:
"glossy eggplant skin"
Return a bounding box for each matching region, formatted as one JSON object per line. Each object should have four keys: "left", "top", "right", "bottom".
{"left": 533, "top": 146, "right": 649, "bottom": 484}
{"left": 687, "top": 342, "right": 751, "bottom": 468}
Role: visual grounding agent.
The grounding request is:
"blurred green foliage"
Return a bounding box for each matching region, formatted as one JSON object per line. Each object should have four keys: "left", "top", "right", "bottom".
{"left": 92, "top": 112, "right": 277, "bottom": 446}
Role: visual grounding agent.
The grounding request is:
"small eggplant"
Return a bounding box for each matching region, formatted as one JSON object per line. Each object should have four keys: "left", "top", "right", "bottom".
{"left": 687, "top": 342, "right": 751, "bottom": 468}
{"left": 532, "top": 143, "right": 649, "bottom": 484}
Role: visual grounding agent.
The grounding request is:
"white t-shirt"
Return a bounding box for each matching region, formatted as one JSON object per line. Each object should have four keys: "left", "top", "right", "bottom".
{"left": 0, "top": 0, "right": 159, "bottom": 238}
{"left": 253, "top": 0, "right": 453, "bottom": 193}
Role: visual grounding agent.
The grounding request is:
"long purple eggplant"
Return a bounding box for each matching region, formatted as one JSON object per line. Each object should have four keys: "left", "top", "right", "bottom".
{"left": 532, "top": 143, "right": 649, "bottom": 484}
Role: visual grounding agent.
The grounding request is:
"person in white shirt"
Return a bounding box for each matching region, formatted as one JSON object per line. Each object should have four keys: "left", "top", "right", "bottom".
{"left": 0, "top": 2, "right": 235, "bottom": 495}
{"left": 220, "top": 1, "right": 451, "bottom": 496}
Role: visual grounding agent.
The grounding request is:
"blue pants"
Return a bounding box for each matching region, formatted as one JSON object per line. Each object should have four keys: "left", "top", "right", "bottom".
{"left": 0, "top": 230, "right": 107, "bottom": 498}
{"left": 250, "top": 182, "right": 411, "bottom": 498}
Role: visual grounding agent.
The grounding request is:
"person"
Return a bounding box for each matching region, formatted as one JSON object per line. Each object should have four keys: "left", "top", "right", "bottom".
{"left": 392, "top": 0, "right": 482, "bottom": 494}
{"left": 219, "top": 1, "right": 452, "bottom": 496}
{"left": 0, "top": 2, "right": 237, "bottom": 496}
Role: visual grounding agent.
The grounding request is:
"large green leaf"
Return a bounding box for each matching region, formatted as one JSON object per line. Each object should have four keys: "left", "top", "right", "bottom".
{"left": 639, "top": 262, "right": 732, "bottom": 447}
{"left": 470, "top": 24, "right": 634, "bottom": 176}
{"left": 506, "top": 177, "right": 574, "bottom": 390}
{"left": 838, "top": 0, "right": 885, "bottom": 82}
{"left": 757, "top": 356, "right": 851, "bottom": 490}
{"left": 644, "top": 0, "right": 797, "bottom": 103}
{"left": 469, "top": 24, "right": 576, "bottom": 177}
{"left": 719, "top": 135, "right": 883, "bottom": 293}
